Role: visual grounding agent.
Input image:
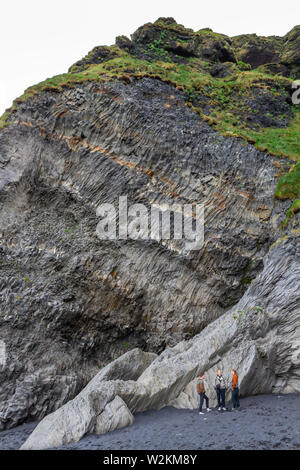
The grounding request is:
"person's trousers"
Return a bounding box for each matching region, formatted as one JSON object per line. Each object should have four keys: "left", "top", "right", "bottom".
{"left": 216, "top": 388, "right": 225, "bottom": 408}
{"left": 232, "top": 388, "right": 240, "bottom": 408}
{"left": 199, "top": 393, "right": 209, "bottom": 412}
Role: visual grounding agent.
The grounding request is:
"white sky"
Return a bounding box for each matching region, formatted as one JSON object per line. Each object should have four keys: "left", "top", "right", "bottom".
{"left": 0, "top": 0, "right": 299, "bottom": 115}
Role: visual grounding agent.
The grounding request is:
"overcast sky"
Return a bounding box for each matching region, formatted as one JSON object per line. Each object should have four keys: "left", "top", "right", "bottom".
{"left": 0, "top": 0, "right": 299, "bottom": 115}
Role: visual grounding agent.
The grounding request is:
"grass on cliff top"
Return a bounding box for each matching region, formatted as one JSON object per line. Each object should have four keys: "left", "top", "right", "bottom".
{"left": 0, "top": 54, "right": 299, "bottom": 223}
{"left": 210, "top": 106, "right": 300, "bottom": 160}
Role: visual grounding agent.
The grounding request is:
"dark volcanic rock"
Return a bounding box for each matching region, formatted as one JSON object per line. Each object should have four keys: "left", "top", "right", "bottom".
{"left": 210, "top": 62, "right": 238, "bottom": 78}
{"left": 238, "top": 87, "right": 293, "bottom": 128}
{"left": 281, "top": 26, "right": 300, "bottom": 77}
{"left": 69, "top": 45, "right": 123, "bottom": 72}
{"left": 232, "top": 26, "right": 300, "bottom": 77}
{"left": 0, "top": 76, "right": 289, "bottom": 428}
{"left": 191, "top": 34, "right": 236, "bottom": 63}
{"left": 66, "top": 20, "right": 300, "bottom": 79}
{"left": 232, "top": 35, "right": 281, "bottom": 68}
{"left": 116, "top": 20, "right": 236, "bottom": 65}
{"left": 115, "top": 35, "right": 134, "bottom": 52}
{"left": 256, "top": 63, "right": 290, "bottom": 77}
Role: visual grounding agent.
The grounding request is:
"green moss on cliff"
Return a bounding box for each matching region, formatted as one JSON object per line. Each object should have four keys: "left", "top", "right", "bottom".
{"left": 211, "top": 107, "right": 300, "bottom": 159}
{"left": 0, "top": 111, "right": 11, "bottom": 129}
{"left": 275, "top": 161, "right": 300, "bottom": 224}
{"left": 286, "top": 198, "right": 300, "bottom": 220}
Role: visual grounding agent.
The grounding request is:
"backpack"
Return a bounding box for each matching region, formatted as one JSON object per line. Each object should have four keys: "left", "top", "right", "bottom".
{"left": 215, "top": 375, "right": 227, "bottom": 390}
{"left": 196, "top": 381, "right": 205, "bottom": 394}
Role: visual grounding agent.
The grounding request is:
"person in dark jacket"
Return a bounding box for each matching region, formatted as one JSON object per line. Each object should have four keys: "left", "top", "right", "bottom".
{"left": 215, "top": 370, "right": 227, "bottom": 411}
{"left": 197, "top": 374, "right": 211, "bottom": 414}
{"left": 231, "top": 369, "right": 240, "bottom": 411}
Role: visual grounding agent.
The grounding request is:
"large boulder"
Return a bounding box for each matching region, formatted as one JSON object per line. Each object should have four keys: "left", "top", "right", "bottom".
{"left": 281, "top": 26, "right": 300, "bottom": 77}
{"left": 21, "top": 234, "right": 300, "bottom": 449}
{"left": 94, "top": 396, "right": 134, "bottom": 435}
{"left": 231, "top": 26, "right": 300, "bottom": 77}
{"left": 190, "top": 32, "right": 236, "bottom": 63}
{"left": 119, "top": 19, "right": 236, "bottom": 64}
{"left": 232, "top": 34, "right": 281, "bottom": 68}
{"left": 68, "top": 45, "right": 124, "bottom": 73}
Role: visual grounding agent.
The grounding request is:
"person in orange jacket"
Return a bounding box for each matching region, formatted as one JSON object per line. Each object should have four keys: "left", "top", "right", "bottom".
{"left": 231, "top": 369, "right": 240, "bottom": 411}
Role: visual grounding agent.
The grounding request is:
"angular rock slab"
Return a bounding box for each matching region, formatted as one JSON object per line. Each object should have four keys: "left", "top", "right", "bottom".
{"left": 21, "top": 348, "right": 155, "bottom": 449}
{"left": 94, "top": 396, "right": 134, "bottom": 435}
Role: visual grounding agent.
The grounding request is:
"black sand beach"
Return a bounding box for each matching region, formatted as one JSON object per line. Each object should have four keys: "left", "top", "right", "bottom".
{"left": 0, "top": 394, "right": 299, "bottom": 450}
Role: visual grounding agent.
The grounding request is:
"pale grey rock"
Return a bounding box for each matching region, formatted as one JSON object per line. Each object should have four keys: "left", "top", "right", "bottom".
{"left": 20, "top": 380, "right": 145, "bottom": 450}
{"left": 21, "top": 348, "right": 155, "bottom": 449}
{"left": 94, "top": 396, "right": 134, "bottom": 435}
{"left": 21, "top": 235, "right": 300, "bottom": 449}
{"left": 93, "top": 348, "right": 157, "bottom": 382}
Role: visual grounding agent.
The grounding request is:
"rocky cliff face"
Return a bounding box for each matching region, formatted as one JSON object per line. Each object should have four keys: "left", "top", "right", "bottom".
{"left": 21, "top": 234, "right": 300, "bottom": 449}
{"left": 0, "top": 18, "right": 299, "bottom": 431}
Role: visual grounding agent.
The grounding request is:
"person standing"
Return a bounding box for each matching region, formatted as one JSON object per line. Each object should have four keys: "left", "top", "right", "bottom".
{"left": 231, "top": 369, "right": 240, "bottom": 411}
{"left": 215, "top": 370, "right": 227, "bottom": 411}
{"left": 197, "top": 374, "right": 211, "bottom": 414}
